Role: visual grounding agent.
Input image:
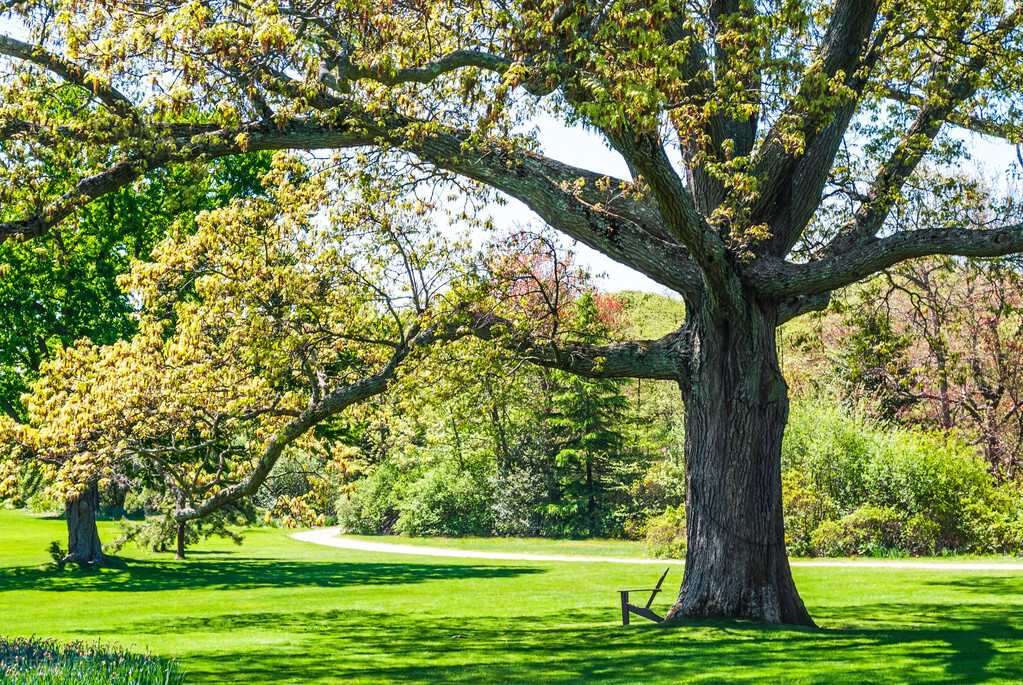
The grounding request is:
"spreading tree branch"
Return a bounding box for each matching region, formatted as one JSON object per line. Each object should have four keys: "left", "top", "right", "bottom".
{"left": 1, "top": 115, "right": 704, "bottom": 297}
{"left": 0, "top": 34, "right": 137, "bottom": 114}
{"left": 827, "top": 11, "right": 1021, "bottom": 254}
{"left": 752, "top": 222, "right": 1023, "bottom": 298}
{"left": 469, "top": 311, "right": 691, "bottom": 382}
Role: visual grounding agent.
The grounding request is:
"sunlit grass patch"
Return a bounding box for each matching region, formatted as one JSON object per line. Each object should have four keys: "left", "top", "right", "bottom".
{"left": 2, "top": 510, "right": 1023, "bottom": 683}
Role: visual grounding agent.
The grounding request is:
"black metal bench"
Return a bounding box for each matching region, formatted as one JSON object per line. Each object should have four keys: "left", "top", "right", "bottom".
{"left": 618, "top": 567, "right": 670, "bottom": 625}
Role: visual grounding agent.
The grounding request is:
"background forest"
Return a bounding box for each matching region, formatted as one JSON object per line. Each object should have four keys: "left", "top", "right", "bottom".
{"left": 321, "top": 260, "right": 1023, "bottom": 559}
{"left": 3, "top": 157, "right": 1023, "bottom": 560}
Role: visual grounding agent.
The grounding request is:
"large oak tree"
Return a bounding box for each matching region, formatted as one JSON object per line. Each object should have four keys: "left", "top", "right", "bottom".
{"left": 2, "top": 0, "right": 1022, "bottom": 625}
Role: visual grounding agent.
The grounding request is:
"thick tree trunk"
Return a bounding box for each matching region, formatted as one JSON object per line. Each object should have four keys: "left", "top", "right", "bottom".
{"left": 666, "top": 299, "right": 814, "bottom": 626}
{"left": 176, "top": 523, "right": 186, "bottom": 560}
{"left": 65, "top": 481, "right": 104, "bottom": 565}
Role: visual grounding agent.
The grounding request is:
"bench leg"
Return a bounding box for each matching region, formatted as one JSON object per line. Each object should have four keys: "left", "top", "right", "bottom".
{"left": 620, "top": 591, "right": 630, "bottom": 626}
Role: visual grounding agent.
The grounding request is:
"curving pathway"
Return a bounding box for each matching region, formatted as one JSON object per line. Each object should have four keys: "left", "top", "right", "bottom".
{"left": 292, "top": 527, "right": 1023, "bottom": 570}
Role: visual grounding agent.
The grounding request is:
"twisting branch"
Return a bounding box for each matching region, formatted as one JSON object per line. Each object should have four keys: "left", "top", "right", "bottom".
{"left": 469, "top": 310, "right": 691, "bottom": 382}
{"left": 331, "top": 50, "right": 515, "bottom": 88}
{"left": 0, "top": 34, "right": 137, "bottom": 114}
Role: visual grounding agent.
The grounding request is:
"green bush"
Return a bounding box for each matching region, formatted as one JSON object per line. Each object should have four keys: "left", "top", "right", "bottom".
{"left": 865, "top": 431, "right": 993, "bottom": 551}
{"left": 0, "top": 637, "right": 184, "bottom": 684}
{"left": 783, "top": 400, "right": 874, "bottom": 510}
{"left": 395, "top": 460, "right": 495, "bottom": 537}
{"left": 644, "top": 505, "right": 686, "bottom": 559}
{"left": 810, "top": 504, "right": 905, "bottom": 557}
{"left": 784, "top": 399, "right": 1020, "bottom": 556}
{"left": 339, "top": 457, "right": 496, "bottom": 537}
{"left": 336, "top": 463, "right": 401, "bottom": 535}
{"left": 782, "top": 470, "right": 839, "bottom": 557}
{"left": 490, "top": 465, "right": 553, "bottom": 537}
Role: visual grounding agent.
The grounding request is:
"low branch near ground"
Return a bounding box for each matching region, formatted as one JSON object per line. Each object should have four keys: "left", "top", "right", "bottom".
{"left": 172, "top": 327, "right": 427, "bottom": 523}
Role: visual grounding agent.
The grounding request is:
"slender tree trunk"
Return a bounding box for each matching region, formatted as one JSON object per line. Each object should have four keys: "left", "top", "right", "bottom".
{"left": 176, "top": 523, "right": 186, "bottom": 560}
{"left": 666, "top": 299, "right": 814, "bottom": 627}
{"left": 65, "top": 481, "right": 104, "bottom": 565}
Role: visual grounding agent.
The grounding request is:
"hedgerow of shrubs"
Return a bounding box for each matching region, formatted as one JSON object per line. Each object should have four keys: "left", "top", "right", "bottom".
{"left": 0, "top": 637, "right": 184, "bottom": 685}
{"left": 337, "top": 458, "right": 497, "bottom": 537}
{"left": 783, "top": 400, "right": 1023, "bottom": 557}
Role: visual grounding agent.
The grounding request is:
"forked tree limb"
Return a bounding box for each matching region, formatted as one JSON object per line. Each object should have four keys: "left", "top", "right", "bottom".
{"left": 751, "top": 222, "right": 1023, "bottom": 298}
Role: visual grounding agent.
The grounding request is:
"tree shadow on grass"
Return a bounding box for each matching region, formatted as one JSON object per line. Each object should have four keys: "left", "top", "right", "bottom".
{"left": 163, "top": 602, "right": 1023, "bottom": 685}
{"left": 0, "top": 558, "right": 542, "bottom": 594}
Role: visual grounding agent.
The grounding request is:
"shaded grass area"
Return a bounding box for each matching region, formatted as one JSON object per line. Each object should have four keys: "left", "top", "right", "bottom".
{"left": 2, "top": 511, "right": 1023, "bottom": 683}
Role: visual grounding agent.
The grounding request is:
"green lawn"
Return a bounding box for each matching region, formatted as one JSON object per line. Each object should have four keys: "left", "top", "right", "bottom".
{"left": 344, "top": 533, "right": 653, "bottom": 558}
{"left": 3, "top": 510, "right": 1023, "bottom": 683}
{"left": 342, "top": 533, "right": 1023, "bottom": 565}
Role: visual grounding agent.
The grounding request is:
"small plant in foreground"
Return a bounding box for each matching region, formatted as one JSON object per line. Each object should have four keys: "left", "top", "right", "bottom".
{"left": 45, "top": 541, "right": 66, "bottom": 570}
{"left": 0, "top": 636, "right": 184, "bottom": 684}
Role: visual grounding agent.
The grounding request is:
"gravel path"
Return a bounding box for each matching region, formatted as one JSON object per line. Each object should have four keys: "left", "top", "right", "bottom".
{"left": 292, "top": 527, "right": 1023, "bottom": 570}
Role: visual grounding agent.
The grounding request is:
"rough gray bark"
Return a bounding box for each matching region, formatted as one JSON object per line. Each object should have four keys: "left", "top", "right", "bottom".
{"left": 667, "top": 298, "right": 813, "bottom": 626}
{"left": 65, "top": 481, "right": 104, "bottom": 565}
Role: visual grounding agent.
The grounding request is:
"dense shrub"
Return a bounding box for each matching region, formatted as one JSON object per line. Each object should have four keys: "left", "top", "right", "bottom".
{"left": 489, "top": 465, "right": 553, "bottom": 537}
{"left": 783, "top": 400, "right": 1021, "bottom": 556}
{"left": 395, "top": 460, "right": 495, "bottom": 536}
{"left": 337, "top": 458, "right": 496, "bottom": 537}
{"left": 809, "top": 504, "right": 905, "bottom": 557}
{"left": 0, "top": 637, "right": 183, "bottom": 684}
{"left": 336, "top": 462, "right": 401, "bottom": 535}
{"left": 644, "top": 505, "right": 686, "bottom": 559}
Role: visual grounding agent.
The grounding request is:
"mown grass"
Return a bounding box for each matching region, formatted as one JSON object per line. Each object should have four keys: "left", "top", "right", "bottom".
{"left": 344, "top": 534, "right": 652, "bottom": 558}
{"left": 2, "top": 510, "right": 1023, "bottom": 683}
{"left": 345, "top": 532, "right": 1023, "bottom": 565}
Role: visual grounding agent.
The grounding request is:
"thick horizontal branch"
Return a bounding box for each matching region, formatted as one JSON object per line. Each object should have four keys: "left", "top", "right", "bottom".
{"left": 0, "top": 118, "right": 379, "bottom": 242}
{"left": 752, "top": 223, "right": 1023, "bottom": 298}
{"left": 1, "top": 114, "right": 702, "bottom": 297}
{"left": 777, "top": 292, "right": 832, "bottom": 325}
{"left": 412, "top": 132, "right": 703, "bottom": 297}
{"left": 347, "top": 50, "right": 512, "bottom": 86}
{"left": 470, "top": 311, "right": 690, "bottom": 382}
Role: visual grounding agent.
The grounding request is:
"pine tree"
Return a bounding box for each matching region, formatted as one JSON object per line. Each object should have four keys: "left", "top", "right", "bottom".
{"left": 545, "top": 294, "right": 631, "bottom": 537}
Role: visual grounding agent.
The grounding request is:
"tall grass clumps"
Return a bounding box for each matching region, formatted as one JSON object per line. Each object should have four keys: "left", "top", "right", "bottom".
{"left": 0, "top": 636, "right": 184, "bottom": 684}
